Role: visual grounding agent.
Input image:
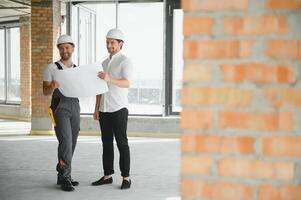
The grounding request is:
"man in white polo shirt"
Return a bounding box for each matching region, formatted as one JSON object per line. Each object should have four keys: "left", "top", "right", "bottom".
{"left": 92, "top": 28, "right": 133, "bottom": 189}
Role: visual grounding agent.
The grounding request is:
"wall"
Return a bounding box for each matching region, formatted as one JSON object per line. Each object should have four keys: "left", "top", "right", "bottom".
{"left": 20, "top": 16, "right": 31, "bottom": 118}
{"left": 31, "top": 0, "right": 61, "bottom": 133}
{"left": 181, "top": 0, "right": 301, "bottom": 199}
{"left": 80, "top": 116, "right": 180, "bottom": 137}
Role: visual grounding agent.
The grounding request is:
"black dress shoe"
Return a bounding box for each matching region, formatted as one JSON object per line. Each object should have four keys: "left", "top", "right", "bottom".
{"left": 91, "top": 176, "right": 113, "bottom": 186}
{"left": 57, "top": 175, "right": 79, "bottom": 186}
{"left": 61, "top": 179, "right": 75, "bottom": 192}
{"left": 121, "top": 179, "right": 131, "bottom": 190}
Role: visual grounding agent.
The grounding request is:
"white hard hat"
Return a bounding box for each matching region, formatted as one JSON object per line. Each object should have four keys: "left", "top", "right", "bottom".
{"left": 57, "top": 35, "right": 75, "bottom": 47}
{"left": 106, "top": 28, "right": 124, "bottom": 41}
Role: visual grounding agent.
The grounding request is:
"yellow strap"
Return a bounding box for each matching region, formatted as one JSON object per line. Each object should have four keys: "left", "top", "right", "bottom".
{"left": 48, "top": 107, "right": 56, "bottom": 127}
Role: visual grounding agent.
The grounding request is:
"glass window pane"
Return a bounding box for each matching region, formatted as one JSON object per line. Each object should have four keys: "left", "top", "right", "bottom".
{"left": 8, "top": 27, "right": 21, "bottom": 102}
{"left": 61, "top": 3, "right": 67, "bottom": 35}
{"left": 75, "top": 3, "right": 115, "bottom": 114}
{"left": 0, "top": 29, "right": 5, "bottom": 101}
{"left": 71, "top": 5, "right": 79, "bottom": 63}
{"left": 78, "top": 8, "right": 94, "bottom": 65}
{"left": 91, "top": 3, "right": 116, "bottom": 62}
{"left": 119, "top": 3, "right": 164, "bottom": 115}
{"left": 172, "top": 9, "right": 183, "bottom": 112}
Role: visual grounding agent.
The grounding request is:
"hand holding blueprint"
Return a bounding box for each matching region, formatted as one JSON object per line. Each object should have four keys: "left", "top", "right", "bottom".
{"left": 54, "top": 62, "right": 108, "bottom": 98}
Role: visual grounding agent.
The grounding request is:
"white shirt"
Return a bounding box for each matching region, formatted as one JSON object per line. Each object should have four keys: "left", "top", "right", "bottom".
{"left": 43, "top": 61, "right": 75, "bottom": 82}
{"left": 100, "top": 51, "right": 133, "bottom": 113}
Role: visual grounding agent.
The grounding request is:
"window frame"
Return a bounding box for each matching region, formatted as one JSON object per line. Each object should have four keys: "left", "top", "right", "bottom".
{"left": 165, "top": 0, "right": 181, "bottom": 116}
{"left": 0, "top": 22, "right": 21, "bottom": 105}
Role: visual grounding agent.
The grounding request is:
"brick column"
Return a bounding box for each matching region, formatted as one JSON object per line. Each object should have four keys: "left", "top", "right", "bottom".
{"left": 20, "top": 16, "right": 31, "bottom": 119}
{"left": 31, "top": 0, "right": 61, "bottom": 134}
{"left": 181, "top": 0, "right": 301, "bottom": 199}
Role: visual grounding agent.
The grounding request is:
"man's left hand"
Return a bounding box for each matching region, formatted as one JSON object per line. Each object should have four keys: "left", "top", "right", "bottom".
{"left": 98, "top": 71, "right": 111, "bottom": 82}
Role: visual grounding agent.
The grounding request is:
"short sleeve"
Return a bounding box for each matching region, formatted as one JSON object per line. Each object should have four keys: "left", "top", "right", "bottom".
{"left": 121, "top": 58, "right": 133, "bottom": 81}
{"left": 43, "top": 64, "right": 54, "bottom": 82}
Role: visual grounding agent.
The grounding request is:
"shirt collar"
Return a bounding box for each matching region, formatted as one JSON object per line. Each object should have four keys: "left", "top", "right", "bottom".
{"left": 109, "top": 50, "right": 122, "bottom": 60}
{"left": 58, "top": 60, "right": 74, "bottom": 68}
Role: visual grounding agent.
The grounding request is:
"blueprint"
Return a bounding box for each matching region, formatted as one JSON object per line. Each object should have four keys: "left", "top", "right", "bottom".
{"left": 54, "top": 62, "right": 108, "bottom": 98}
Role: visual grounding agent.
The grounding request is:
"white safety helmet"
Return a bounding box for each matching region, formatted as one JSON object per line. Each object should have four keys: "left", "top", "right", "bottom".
{"left": 106, "top": 28, "right": 124, "bottom": 41}
{"left": 57, "top": 34, "right": 75, "bottom": 47}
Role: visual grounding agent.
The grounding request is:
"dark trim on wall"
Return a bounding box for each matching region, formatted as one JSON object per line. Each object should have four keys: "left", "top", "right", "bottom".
{"left": 0, "top": 20, "right": 19, "bottom": 27}
{"left": 164, "top": 0, "right": 180, "bottom": 116}
{"left": 72, "top": 0, "right": 163, "bottom": 5}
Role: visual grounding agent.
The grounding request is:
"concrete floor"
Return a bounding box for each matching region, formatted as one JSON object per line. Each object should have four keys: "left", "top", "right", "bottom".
{"left": 0, "top": 135, "right": 180, "bottom": 200}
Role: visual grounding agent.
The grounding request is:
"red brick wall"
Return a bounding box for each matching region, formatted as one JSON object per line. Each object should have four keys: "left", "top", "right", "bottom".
{"left": 31, "top": 0, "right": 60, "bottom": 118}
{"left": 181, "top": 0, "right": 301, "bottom": 199}
{"left": 20, "top": 16, "right": 31, "bottom": 117}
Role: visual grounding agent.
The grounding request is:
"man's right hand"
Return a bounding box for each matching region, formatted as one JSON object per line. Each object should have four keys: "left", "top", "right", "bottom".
{"left": 51, "top": 80, "right": 60, "bottom": 90}
{"left": 93, "top": 110, "right": 99, "bottom": 120}
{"left": 43, "top": 80, "right": 60, "bottom": 96}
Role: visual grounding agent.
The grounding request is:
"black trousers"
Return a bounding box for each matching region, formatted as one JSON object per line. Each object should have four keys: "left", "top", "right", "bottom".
{"left": 99, "top": 108, "right": 130, "bottom": 177}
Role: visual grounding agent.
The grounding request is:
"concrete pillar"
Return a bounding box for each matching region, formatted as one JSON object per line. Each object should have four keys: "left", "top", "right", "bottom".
{"left": 31, "top": 0, "right": 61, "bottom": 134}
{"left": 181, "top": 0, "right": 301, "bottom": 199}
{"left": 19, "top": 16, "right": 31, "bottom": 119}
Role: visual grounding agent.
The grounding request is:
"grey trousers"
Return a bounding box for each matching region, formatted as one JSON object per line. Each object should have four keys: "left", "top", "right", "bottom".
{"left": 54, "top": 98, "right": 80, "bottom": 179}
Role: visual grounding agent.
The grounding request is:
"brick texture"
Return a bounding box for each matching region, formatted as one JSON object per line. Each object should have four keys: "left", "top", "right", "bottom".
{"left": 181, "top": 111, "right": 213, "bottom": 129}
{"left": 266, "top": 40, "right": 301, "bottom": 59}
{"left": 181, "top": 179, "right": 253, "bottom": 200}
{"left": 182, "top": 134, "right": 255, "bottom": 154}
{"left": 184, "top": 16, "right": 213, "bottom": 35}
{"left": 184, "top": 40, "right": 253, "bottom": 59}
{"left": 223, "top": 16, "right": 288, "bottom": 35}
{"left": 182, "top": 0, "right": 248, "bottom": 11}
{"left": 181, "top": 0, "right": 301, "bottom": 199}
{"left": 181, "top": 155, "right": 213, "bottom": 175}
{"left": 220, "top": 63, "right": 295, "bottom": 83}
{"left": 182, "top": 87, "right": 252, "bottom": 107}
{"left": 263, "top": 88, "right": 301, "bottom": 108}
{"left": 201, "top": 182, "right": 253, "bottom": 200}
{"left": 183, "top": 64, "right": 211, "bottom": 82}
{"left": 31, "top": 0, "right": 60, "bottom": 118}
{"left": 219, "top": 112, "right": 293, "bottom": 131}
{"left": 20, "top": 16, "right": 31, "bottom": 117}
{"left": 266, "top": 0, "right": 301, "bottom": 10}
{"left": 259, "top": 185, "right": 301, "bottom": 200}
{"left": 262, "top": 137, "right": 301, "bottom": 157}
{"left": 218, "top": 158, "right": 294, "bottom": 180}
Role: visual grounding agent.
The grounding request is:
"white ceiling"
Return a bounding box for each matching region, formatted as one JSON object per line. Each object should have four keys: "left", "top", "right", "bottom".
{"left": 0, "top": 0, "right": 160, "bottom": 23}
{"left": 0, "top": 0, "right": 30, "bottom": 22}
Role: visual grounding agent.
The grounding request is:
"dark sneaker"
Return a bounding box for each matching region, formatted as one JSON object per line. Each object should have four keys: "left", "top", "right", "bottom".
{"left": 61, "top": 179, "right": 75, "bottom": 192}
{"left": 70, "top": 179, "right": 79, "bottom": 186}
{"left": 57, "top": 175, "right": 79, "bottom": 186}
{"left": 91, "top": 176, "right": 113, "bottom": 186}
{"left": 121, "top": 179, "right": 131, "bottom": 190}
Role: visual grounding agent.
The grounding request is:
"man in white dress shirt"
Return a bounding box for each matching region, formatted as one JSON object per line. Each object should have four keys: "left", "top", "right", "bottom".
{"left": 92, "top": 28, "right": 133, "bottom": 189}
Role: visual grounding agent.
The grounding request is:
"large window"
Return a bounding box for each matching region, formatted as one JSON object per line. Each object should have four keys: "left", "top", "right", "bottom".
{"left": 119, "top": 3, "right": 164, "bottom": 115}
{"left": 69, "top": 0, "right": 182, "bottom": 116}
{"left": 0, "top": 26, "right": 21, "bottom": 104}
{"left": 172, "top": 9, "right": 183, "bottom": 113}
{"left": 0, "top": 29, "right": 5, "bottom": 101}
{"left": 8, "top": 28, "right": 21, "bottom": 102}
